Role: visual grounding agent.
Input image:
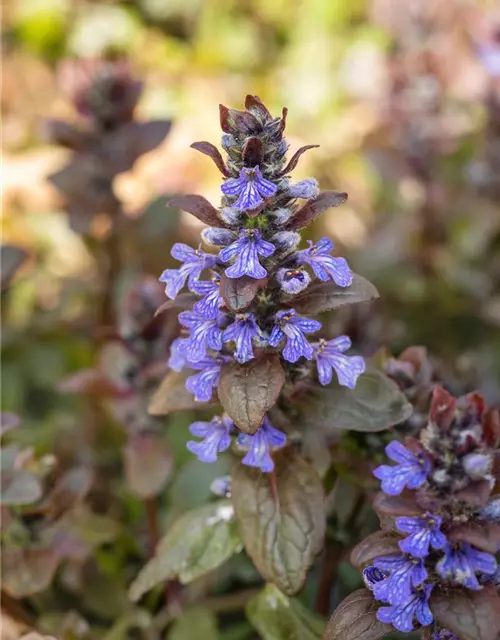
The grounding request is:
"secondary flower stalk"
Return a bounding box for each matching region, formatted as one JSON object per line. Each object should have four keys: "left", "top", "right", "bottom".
{"left": 354, "top": 386, "right": 500, "bottom": 636}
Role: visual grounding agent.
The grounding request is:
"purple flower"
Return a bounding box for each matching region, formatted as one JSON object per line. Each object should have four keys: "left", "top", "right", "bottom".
{"left": 362, "top": 566, "right": 388, "bottom": 591}
{"left": 187, "top": 415, "right": 234, "bottom": 463}
{"left": 192, "top": 277, "right": 223, "bottom": 319}
{"left": 221, "top": 165, "right": 277, "bottom": 210}
{"left": 269, "top": 309, "right": 321, "bottom": 363}
{"left": 377, "top": 585, "right": 434, "bottom": 633}
{"left": 185, "top": 354, "right": 229, "bottom": 402}
{"left": 168, "top": 337, "right": 190, "bottom": 372}
{"left": 480, "top": 497, "right": 500, "bottom": 522}
{"left": 178, "top": 311, "right": 224, "bottom": 362}
{"left": 237, "top": 417, "right": 286, "bottom": 472}
{"left": 396, "top": 513, "right": 447, "bottom": 558}
{"left": 210, "top": 475, "right": 232, "bottom": 497}
{"left": 288, "top": 178, "right": 319, "bottom": 199}
{"left": 276, "top": 267, "right": 311, "bottom": 295}
{"left": 219, "top": 229, "right": 275, "bottom": 279}
{"left": 160, "top": 243, "right": 216, "bottom": 299}
{"left": 372, "top": 554, "right": 427, "bottom": 605}
{"left": 436, "top": 542, "right": 497, "bottom": 590}
{"left": 313, "top": 336, "right": 365, "bottom": 388}
{"left": 477, "top": 43, "right": 500, "bottom": 79}
{"left": 296, "top": 238, "right": 352, "bottom": 287}
{"left": 222, "top": 313, "right": 261, "bottom": 363}
{"left": 373, "top": 441, "right": 430, "bottom": 496}
{"left": 432, "top": 630, "right": 458, "bottom": 640}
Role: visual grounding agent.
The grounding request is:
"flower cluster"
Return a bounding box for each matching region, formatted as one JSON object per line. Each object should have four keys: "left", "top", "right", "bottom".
{"left": 357, "top": 386, "right": 500, "bottom": 636}
{"left": 160, "top": 96, "right": 366, "bottom": 472}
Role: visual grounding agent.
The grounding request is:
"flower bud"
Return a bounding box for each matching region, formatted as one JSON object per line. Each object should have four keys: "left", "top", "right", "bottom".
{"left": 271, "top": 207, "right": 293, "bottom": 226}
{"left": 288, "top": 178, "right": 319, "bottom": 199}
{"left": 220, "top": 206, "right": 242, "bottom": 225}
{"left": 201, "top": 227, "right": 235, "bottom": 246}
{"left": 481, "top": 497, "right": 500, "bottom": 522}
{"left": 271, "top": 231, "right": 300, "bottom": 251}
{"left": 462, "top": 452, "right": 492, "bottom": 480}
{"left": 221, "top": 134, "right": 238, "bottom": 152}
{"left": 210, "top": 475, "right": 232, "bottom": 497}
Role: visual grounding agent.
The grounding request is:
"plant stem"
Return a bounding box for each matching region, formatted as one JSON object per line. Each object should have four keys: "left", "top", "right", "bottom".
{"left": 100, "top": 205, "right": 123, "bottom": 328}
{"left": 315, "top": 492, "right": 366, "bottom": 616}
{"left": 315, "top": 539, "right": 344, "bottom": 616}
{"left": 145, "top": 496, "right": 160, "bottom": 555}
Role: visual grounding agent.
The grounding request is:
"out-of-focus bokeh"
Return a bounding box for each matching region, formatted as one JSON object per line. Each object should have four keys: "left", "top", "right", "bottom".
{"left": 2, "top": 0, "right": 500, "bottom": 637}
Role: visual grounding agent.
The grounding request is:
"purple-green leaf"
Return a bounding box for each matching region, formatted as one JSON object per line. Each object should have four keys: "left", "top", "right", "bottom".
{"left": 289, "top": 275, "right": 379, "bottom": 315}
{"left": 323, "top": 589, "right": 392, "bottom": 640}
{"left": 148, "top": 369, "right": 215, "bottom": 416}
{"left": 0, "top": 412, "right": 20, "bottom": 437}
{"left": 2, "top": 547, "right": 60, "bottom": 597}
{"left": 244, "top": 95, "right": 272, "bottom": 119}
{"left": 279, "top": 145, "right": 320, "bottom": 176}
{"left": 350, "top": 531, "right": 401, "bottom": 569}
{"left": 219, "top": 275, "right": 261, "bottom": 312}
{"left": 218, "top": 356, "right": 285, "bottom": 434}
{"left": 154, "top": 292, "right": 199, "bottom": 317}
{"left": 42, "top": 118, "right": 86, "bottom": 150}
{"left": 1, "top": 469, "right": 43, "bottom": 506}
{"left": 190, "top": 141, "right": 229, "bottom": 176}
{"left": 286, "top": 191, "right": 347, "bottom": 231}
{"left": 219, "top": 105, "right": 261, "bottom": 135}
{"left": 300, "top": 371, "right": 412, "bottom": 434}
{"left": 430, "top": 586, "right": 500, "bottom": 640}
{"left": 1, "top": 245, "right": 28, "bottom": 290}
{"left": 169, "top": 194, "right": 225, "bottom": 227}
{"left": 232, "top": 449, "right": 326, "bottom": 595}
{"left": 123, "top": 433, "right": 172, "bottom": 499}
{"left": 447, "top": 521, "right": 500, "bottom": 554}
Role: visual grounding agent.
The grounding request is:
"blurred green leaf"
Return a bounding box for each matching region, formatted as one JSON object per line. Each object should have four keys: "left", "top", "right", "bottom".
{"left": 123, "top": 432, "right": 172, "bottom": 499}
{"left": 169, "top": 454, "right": 233, "bottom": 511}
{"left": 102, "top": 611, "right": 152, "bottom": 640}
{"left": 2, "top": 546, "right": 60, "bottom": 597}
{"left": 246, "top": 583, "right": 324, "bottom": 640}
{"left": 1, "top": 245, "right": 28, "bottom": 290}
{"left": 168, "top": 606, "right": 219, "bottom": 640}
{"left": 129, "top": 500, "right": 242, "bottom": 601}
{"left": 1, "top": 468, "right": 43, "bottom": 505}
{"left": 300, "top": 371, "right": 413, "bottom": 434}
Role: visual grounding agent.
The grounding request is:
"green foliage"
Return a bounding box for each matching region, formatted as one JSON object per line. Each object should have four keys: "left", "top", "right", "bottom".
{"left": 246, "top": 584, "right": 324, "bottom": 640}
{"left": 168, "top": 607, "right": 219, "bottom": 640}
{"left": 299, "top": 370, "right": 413, "bottom": 434}
{"left": 232, "top": 450, "right": 325, "bottom": 595}
{"left": 218, "top": 356, "right": 285, "bottom": 434}
{"left": 129, "top": 501, "right": 242, "bottom": 601}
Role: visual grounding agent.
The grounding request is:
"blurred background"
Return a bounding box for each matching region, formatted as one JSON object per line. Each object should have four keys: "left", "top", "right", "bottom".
{"left": 2, "top": 0, "right": 500, "bottom": 638}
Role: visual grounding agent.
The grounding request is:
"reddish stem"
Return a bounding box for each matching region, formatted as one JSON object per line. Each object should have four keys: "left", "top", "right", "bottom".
{"left": 145, "top": 496, "right": 160, "bottom": 556}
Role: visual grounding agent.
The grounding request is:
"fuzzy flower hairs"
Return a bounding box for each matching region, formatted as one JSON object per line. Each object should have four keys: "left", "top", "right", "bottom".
{"left": 156, "top": 95, "right": 377, "bottom": 473}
